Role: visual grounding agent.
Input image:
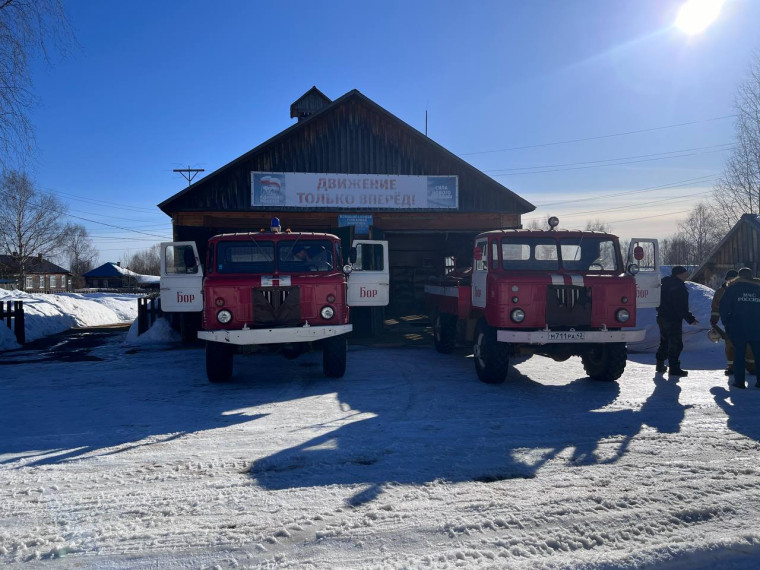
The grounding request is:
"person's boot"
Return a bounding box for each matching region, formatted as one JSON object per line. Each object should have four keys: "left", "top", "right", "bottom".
{"left": 669, "top": 362, "right": 688, "bottom": 377}
{"left": 733, "top": 380, "right": 746, "bottom": 389}
{"left": 656, "top": 359, "right": 667, "bottom": 373}
{"left": 724, "top": 367, "right": 734, "bottom": 376}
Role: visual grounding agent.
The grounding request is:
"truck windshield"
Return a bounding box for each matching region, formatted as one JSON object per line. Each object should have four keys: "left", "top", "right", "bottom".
{"left": 501, "top": 237, "right": 559, "bottom": 270}
{"left": 500, "top": 236, "right": 619, "bottom": 272}
{"left": 278, "top": 240, "right": 335, "bottom": 272}
{"left": 216, "top": 241, "right": 275, "bottom": 274}
{"left": 559, "top": 237, "right": 619, "bottom": 272}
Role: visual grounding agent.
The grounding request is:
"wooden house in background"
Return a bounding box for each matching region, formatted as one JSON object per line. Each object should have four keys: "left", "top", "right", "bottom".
{"left": 691, "top": 213, "right": 760, "bottom": 289}
{"left": 83, "top": 262, "right": 159, "bottom": 290}
{"left": 0, "top": 254, "right": 71, "bottom": 292}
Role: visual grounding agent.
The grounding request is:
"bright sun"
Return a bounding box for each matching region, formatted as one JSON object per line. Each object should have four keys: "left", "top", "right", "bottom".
{"left": 675, "top": 0, "right": 725, "bottom": 35}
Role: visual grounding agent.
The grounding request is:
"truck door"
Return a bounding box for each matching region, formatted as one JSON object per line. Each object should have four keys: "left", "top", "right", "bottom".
{"left": 471, "top": 237, "right": 489, "bottom": 309}
{"left": 160, "top": 242, "right": 204, "bottom": 312}
{"left": 627, "top": 238, "right": 660, "bottom": 309}
{"left": 347, "top": 240, "right": 390, "bottom": 306}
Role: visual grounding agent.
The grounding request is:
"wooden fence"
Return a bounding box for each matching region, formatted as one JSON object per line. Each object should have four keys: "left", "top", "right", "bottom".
{"left": 137, "top": 296, "right": 163, "bottom": 335}
{"left": 1, "top": 300, "right": 25, "bottom": 345}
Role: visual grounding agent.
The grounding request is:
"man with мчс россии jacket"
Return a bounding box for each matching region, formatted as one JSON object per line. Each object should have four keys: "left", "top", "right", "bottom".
{"left": 655, "top": 266, "right": 698, "bottom": 377}
{"left": 719, "top": 267, "right": 760, "bottom": 389}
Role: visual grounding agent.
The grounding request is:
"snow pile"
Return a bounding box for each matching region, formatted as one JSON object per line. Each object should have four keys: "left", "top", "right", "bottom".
{"left": 125, "top": 317, "right": 180, "bottom": 344}
{"left": 0, "top": 323, "right": 18, "bottom": 350}
{"left": 630, "top": 281, "right": 717, "bottom": 353}
{"left": 109, "top": 263, "right": 159, "bottom": 286}
{"left": 0, "top": 290, "right": 140, "bottom": 351}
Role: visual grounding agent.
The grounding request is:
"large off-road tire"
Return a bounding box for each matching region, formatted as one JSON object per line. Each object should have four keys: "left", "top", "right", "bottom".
{"left": 323, "top": 334, "right": 347, "bottom": 378}
{"left": 473, "top": 319, "right": 510, "bottom": 384}
{"left": 433, "top": 312, "right": 457, "bottom": 354}
{"left": 581, "top": 343, "right": 627, "bottom": 382}
{"left": 206, "top": 341, "right": 234, "bottom": 383}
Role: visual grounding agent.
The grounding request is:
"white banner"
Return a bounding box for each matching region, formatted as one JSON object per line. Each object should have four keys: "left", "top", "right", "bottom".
{"left": 251, "top": 172, "right": 458, "bottom": 210}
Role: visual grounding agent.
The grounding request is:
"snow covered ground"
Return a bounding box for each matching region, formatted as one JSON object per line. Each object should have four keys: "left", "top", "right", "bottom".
{"left": 3, "top": 283, "right": 760, "bottom": 568}
{"left": 0, "top": 290, "right": 139, "bottom": 350}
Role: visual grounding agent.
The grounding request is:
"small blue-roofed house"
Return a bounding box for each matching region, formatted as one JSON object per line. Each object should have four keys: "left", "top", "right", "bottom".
{"left": 83, "top": 262, "right": 159, "bottom": 290}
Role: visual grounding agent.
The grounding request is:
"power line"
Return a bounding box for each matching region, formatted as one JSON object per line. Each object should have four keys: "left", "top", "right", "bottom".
{"left": 460, "top": 114, "right": 736, "bottom": 156}
{"left": 529, "top": 174, "right": 716, "bottom": 209}
{"left": 526, "top": 190, "right": 713, "bottom": 222}
{"left": 48, "top": 189, "right": 158, "bottom": 213}
{"left": 489, "top": 146, "right": 733, "bottom": 176}
{"left": 484, "top": 143, "right": 734, "bottom": 174}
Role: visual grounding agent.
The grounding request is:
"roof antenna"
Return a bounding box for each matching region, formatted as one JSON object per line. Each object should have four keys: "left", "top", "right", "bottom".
{"left": 173, "top": 165, "right": 205, "bottom": 187}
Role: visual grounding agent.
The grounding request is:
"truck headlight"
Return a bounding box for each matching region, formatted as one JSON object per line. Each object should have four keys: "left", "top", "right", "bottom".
{"left": 320, "top": 306, "right": 335, "bottom": 320}
{"left": 615, "top": 308, "right": 630, "bottom": 323}
{"left": 510, "top": 308, "right": 525, "bottom": 323}
{"left": 217, "top": 309, "right": 232, "bottom": 324}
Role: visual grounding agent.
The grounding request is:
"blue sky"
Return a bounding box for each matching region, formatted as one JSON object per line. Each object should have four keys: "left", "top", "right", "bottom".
{"left": 25, "top": 0, "right": 760, "bottom": 264}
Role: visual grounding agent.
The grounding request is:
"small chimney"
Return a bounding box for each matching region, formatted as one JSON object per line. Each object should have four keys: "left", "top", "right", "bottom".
{"left": 116, "top": 262, "right": 121, "bottom": 267}
{"left": 38, "top": 253, "right": 43, "bottom": 261}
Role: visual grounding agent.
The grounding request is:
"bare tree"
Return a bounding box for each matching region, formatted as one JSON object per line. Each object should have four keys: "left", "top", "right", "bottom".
{"left": 125, "top": 245, "right": 161, "bottom": 276}
{"left": 584, "top": 219, "right": 612, "bottom": 233}
{"left": 0, "top": 170, "right": 68, "bottom": 289}
{"left": 64, "top": 223, "right": 98, "bottom": 288}
{"left": 0, "top": 0, "right": 73, "bottom": 167}
{"left": 712, "top": 56, "right": 760, "bottom": 228}
{"left": 660, "top": 235, "right": 692, "bottom": 265}
{"left": 676, "top": 202, "right": 723, "bottom": 264}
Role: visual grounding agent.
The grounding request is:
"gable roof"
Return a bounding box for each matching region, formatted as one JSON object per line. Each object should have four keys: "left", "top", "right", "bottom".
{"left": 159, "top": 88, "right": 535, "bottom": 215}
{"left": 690, "top": 213, "right": 760, "bottom": 281}
{"left": 0, "top": 255, "right": 70, "bottom": 275}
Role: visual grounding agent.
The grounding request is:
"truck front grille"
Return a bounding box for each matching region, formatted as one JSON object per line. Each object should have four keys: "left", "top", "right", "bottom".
{"left": 546, "top": 285, "right": 591, "bottom": 327}
{"left": 252, "top": 286, "right": 301, "bottom": 326}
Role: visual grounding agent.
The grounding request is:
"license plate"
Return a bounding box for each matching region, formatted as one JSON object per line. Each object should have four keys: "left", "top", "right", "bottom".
{"left": 547, "top": 331, "right": 585, "bottom": 341}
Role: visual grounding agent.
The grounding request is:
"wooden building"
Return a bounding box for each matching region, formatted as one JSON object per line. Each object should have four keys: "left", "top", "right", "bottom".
{"left": 84, "top": 262, "right": 159, "bottom": 291}
{"left": 0, "top": 254, "right": 71, "bottom": 292}
{"left": 159, "top": 87, "right": 535, "bottom": 317}
{"left": 691, "top": 213, "right": 760, "bottom": 289}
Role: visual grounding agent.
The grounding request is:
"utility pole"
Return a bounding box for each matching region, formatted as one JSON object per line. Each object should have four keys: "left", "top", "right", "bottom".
{"left": 173, "top": 165, "right": 205, "bottom": 187}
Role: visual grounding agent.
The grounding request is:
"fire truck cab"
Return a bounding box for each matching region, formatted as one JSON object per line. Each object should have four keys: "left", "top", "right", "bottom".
{"left": 425, "top": 218, "right": 659, "bottom": 384}
{"left": 159, "top": 218, "right": 388, "bottom": 383}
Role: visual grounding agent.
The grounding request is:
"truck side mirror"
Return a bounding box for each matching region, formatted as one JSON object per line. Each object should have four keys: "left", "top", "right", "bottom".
{"left": 348, "top": 247, "right": 357, "bottom": 264}
{"left": 473, "top": 246, "right": 483, "bottom": 261}
{"left": 633, "top": 246, "right": 644, "bottom": 261}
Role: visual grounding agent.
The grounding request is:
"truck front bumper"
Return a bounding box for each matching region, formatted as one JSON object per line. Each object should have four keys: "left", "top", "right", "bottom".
{"left": 496, "top": 328, "right": 646, "bottom": 345}
{"left": 198, "top": 324, "right": 353, "bottom": 345}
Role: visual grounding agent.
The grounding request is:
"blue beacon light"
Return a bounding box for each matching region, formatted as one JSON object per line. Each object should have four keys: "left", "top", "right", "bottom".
{"left": 270, "top": 217, "right": 281, "bottom": 233}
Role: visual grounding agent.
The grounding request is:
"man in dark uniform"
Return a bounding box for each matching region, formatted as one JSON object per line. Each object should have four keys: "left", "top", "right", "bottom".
{"left": 656, "top": 266, "right": 698, "bottom": 376}
{"left": 719, "top": 267, "right": 760, "bottom": 389}
{"left": 710, "top": 269, "right": 755, "bottom": 376}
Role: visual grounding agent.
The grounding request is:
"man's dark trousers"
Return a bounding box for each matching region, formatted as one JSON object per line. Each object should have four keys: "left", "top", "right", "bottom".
{"left": 656, "top": 316, "right": 683, "bottom": 366}
{"left": 730, "top": 337, "right": 760, "bottom": 385}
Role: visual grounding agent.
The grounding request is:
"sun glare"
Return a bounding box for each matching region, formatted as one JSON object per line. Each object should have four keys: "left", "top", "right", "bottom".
{"left": 675, "top": 0, "right": 725, "bottom": 35}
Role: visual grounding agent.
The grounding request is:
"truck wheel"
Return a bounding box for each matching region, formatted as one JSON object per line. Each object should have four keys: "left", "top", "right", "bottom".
{"left": 323, "top": 334, "right": 347, "bottom": 378}
{"left": 473, "top": 319, "right": 509, "bottom": 384}
{"left": 582, "top": 343, "right": 627, "bottom": 382}
{"left": 206, "top": 341, "right": 234, "bottom": 383}
{"left": 433, "top": 313, "right": 457, "bottom": 354}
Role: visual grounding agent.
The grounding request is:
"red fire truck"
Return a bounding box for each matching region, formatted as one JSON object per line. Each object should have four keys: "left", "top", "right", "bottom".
{"left": 424, "top": 218, "right": 660, "bottom": 384}
{"left": 159, "top": 218, "right": 389, "bottom": 383}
